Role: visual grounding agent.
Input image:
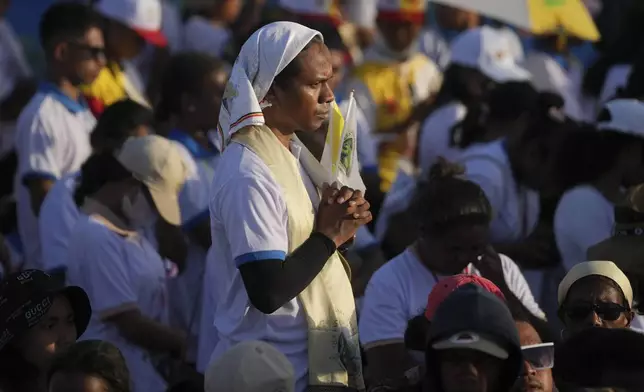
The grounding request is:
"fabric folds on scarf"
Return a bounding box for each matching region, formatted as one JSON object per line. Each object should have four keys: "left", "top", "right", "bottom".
{"left": 217, "top": 21, "right": 321, "bottom": 145}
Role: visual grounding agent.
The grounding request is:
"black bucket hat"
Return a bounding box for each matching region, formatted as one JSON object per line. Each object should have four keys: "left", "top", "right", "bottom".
{"left": 0, "top": 270, "right": 92, "bottom": 351}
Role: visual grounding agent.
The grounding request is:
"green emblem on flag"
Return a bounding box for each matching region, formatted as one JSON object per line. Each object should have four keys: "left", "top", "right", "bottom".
{"left": 544, "top": 0, "right": 565, "bottom": 6}
{"left": 340, "top": 135, "right": 354, "bottom": 174}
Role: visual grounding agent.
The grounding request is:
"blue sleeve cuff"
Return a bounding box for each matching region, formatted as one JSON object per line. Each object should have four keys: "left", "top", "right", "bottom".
{"left": 182, "top": 209, "right": 210, "bottom": 231}
{"left": 235, "top": 250, "right": 287, "bottom": 267}
{"left": 21, "top": 171, "right": 57, "bottom": 186}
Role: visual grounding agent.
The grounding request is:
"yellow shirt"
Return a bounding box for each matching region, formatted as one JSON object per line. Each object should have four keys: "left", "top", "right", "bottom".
{"left": 352, "top": 53, "right": 442, "bottom": 191}
{"left": 81, "top": 63, "right": 149, "bottom": 117}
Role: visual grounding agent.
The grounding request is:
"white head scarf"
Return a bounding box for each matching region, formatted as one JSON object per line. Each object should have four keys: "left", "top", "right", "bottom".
{"left": 218, "top": 22, "right": 323, "bottom": 145}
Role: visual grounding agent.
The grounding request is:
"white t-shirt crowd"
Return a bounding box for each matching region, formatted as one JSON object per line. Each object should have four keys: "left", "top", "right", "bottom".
{"left": 3, "top": 2, "right": 644, "bottom": 391}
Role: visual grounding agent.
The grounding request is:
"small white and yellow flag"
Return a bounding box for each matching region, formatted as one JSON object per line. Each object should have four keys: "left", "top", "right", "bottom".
{"left": 321, "top": 92, "right": 366, "bottom": 193}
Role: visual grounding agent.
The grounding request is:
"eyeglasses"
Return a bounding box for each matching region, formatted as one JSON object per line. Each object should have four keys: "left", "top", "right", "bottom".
{"left": 68, "top": 42, "right": 106, "bottom": 61}
{"left": 563, "top": 302, "right": 630, "bottom": 322}
{"left": 521, "top": 342, "right": 554, "bottom": 370}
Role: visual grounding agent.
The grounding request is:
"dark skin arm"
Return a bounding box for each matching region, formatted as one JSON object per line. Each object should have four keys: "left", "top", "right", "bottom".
{"left": 24, "top": 177, "right": 55, "bottom": 217}
{"left": 475, "top": 246, "right": 556, "bottom": 343}
{"left": 240, "top": 186, "right": 372, "bottom": 314}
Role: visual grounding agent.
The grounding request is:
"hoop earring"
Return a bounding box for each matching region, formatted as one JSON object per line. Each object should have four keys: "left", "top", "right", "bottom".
{"left": 560, "top": 329, "right": 567, "bottom": 341}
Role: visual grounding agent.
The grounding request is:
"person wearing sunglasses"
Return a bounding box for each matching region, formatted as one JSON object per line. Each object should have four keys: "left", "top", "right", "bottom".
{"left": 557, "top": 260, "right": 635, "bottom": 339}
{"left": 514, "top": 321, "right": 554, "bottom": 392}
{"left": 15, "top": 3, "right": 105, "bottom": 272}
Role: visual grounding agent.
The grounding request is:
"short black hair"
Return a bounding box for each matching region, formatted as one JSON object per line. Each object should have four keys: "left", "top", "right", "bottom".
{"left": 156, "top": 52, "right": 227, "bottom": 122}
{"left": 47, "top": 340, "right": 130, "bottom": 392}
{"left": 91, "top": 99, "right": 154, "bottom": 151}
{"left": 39, "top": 3, "right": 102, "bottom": 51}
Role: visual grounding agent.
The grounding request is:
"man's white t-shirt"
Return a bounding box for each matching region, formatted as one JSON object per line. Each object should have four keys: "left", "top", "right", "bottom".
{"left": 207, "top": 141, "right": 320, "bottom": 392}
{"left": 418, "top": 101, "right": 467, "bottom": 174}
{"left": 183, "top": 16, "right": 231, "bottom": 59}
{"left": 15, "top": 84, "right": 95, "bottom": 270}
{"left": 554, "top": 185, "right": 614, "bottom": 272}
{"left": 66, "top": 215, "right": 169, "bottom": 392}
{"left": 39, "top": 172, "right": 80, "bottom": 272}
{"left": 359, "top": 248, "right": 544, "bottom": 349}
{"left": 167, "top": 131, "right": 220, "bottom": 363}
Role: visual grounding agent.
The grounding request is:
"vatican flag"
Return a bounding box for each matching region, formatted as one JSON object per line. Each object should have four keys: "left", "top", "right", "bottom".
{"left": 321, "top": 92, "right": 366, "bottom": 193}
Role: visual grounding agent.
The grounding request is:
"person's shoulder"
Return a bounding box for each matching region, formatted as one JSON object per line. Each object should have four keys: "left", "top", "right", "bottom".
{"left": 498, "top": 253, "right": 521, "bottom": 272}
{"left": 558, "top": 185, "right": 608, "bottom": 208}
{"left": 370, "top": 249, "right": 418, "bottom": 287}
{"left": 213, "top": 143, "right": 273, "bottom": 185}
{"left": 459, "top": 140, "right": 507, "bottom": 167}
{"left": 16, "top": 92, "right": 50, "bottom": 125}
{"left": 210, "top": 143, "right": 283, "bottom": 208}
{"left": 425, "top": 102, "right": 467, "bottom": 125}
{"left": 69, "top": 216, "right": 121, "bottom": 246}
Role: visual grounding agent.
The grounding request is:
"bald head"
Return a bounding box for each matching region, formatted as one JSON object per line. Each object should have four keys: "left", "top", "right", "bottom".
{"left": 516, "top": 321, "right": 542, "bottom": 347}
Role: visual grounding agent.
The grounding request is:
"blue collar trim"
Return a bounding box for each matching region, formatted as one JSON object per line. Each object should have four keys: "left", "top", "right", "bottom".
{"left": 38, "top": 82, "right": 88, "bottom": 114}
{"left": 167, "top": 129, "right": 219, "bottom": 159}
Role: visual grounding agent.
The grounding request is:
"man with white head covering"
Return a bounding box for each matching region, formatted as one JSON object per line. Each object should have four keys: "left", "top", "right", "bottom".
{"left": 207, "top": 21, "right": 371, "bottom": 391}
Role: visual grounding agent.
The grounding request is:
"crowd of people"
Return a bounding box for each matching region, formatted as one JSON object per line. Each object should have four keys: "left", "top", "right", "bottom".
{"left": 1, "top": 0, "right": 644, "bottom": 391}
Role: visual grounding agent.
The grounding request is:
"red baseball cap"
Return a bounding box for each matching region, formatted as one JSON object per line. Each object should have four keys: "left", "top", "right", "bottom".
{"left": 424, "top": 274, "right": 505, "bottom": 320}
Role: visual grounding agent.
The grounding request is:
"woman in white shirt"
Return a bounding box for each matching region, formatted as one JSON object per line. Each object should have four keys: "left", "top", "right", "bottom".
{"left": 359, "top": 158, "right": 544, "bottom": 388}
{"left": 457, "top": 94, "right": 572, "bottom": 304}
{"left": 39, "top": 99, "right": 153, "bottom": 277}
{"left": 418, "top": 26, "right": 531, "bottom": 174}
{"left": 66, "top": 135, "right": 189, "bottom": 392}
{"left": 377, "top": 82, "right": 541, "bottom": 256}
{"left": 156, "top": 52, "right": 228, "bottom": 368}
{"left": 554, "top": 99, "right": 644, "bottom": 272}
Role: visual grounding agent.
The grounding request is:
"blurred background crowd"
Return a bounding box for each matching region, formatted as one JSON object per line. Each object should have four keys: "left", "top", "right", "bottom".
{"left": 2, "top": 0, "right": 644, "bottom": 391}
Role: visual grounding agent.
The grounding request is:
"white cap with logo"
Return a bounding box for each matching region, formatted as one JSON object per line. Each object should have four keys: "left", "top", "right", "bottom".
{"left": 96, "top": 0, "right": 167, "bottom": 47}
{"left": 115, "top": 135, "right": 188, "bottom": 226}
{"left": 449, "top": 26, "right": 531, "bottom": 83}
{"left": 205, "top": 341, "right": 295, "bottom": 392}
{"left": 432, "top": 331, "right": 510, "bottom": 359}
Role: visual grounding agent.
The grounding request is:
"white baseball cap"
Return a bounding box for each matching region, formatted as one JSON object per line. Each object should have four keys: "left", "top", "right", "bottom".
{"left": 205, "top": 341, "right": 295, "bottom": 392}
{"left": 596, "top": 99, "right": 644, "bottom": 138}
{"left": 558, "top": 260, "right": 633, "bottom": 307}
{"left": 449, "top": 26, "right": 531, "bottom": 83}
{"left": 96, "top": 0, "right": 167, "bottom": 47}
{"left": 116, "top": 135, "right": 188, "bottom": 226}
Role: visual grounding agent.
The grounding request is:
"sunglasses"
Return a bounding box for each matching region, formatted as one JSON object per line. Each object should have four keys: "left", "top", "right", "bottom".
{"left": 563, "top": 302, "right": 630, "bottom": 322}
{"left": 68, "top": 42, "right": 106, "bottom": 61}
{"left": 521, "top": 343, "right": 554, "bottom": 370}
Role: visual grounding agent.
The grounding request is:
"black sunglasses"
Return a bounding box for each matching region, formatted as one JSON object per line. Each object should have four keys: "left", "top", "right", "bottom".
{"left": 564, "top": 302, "right": 630, "bottom": 322}
{"left": 68, "top": 42, "right": 106, "bottom": 61}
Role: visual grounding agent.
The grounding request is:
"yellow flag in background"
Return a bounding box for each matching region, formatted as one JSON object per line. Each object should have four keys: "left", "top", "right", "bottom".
{"left": 321, "top": 92, "right": 366, "bottom": 193}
